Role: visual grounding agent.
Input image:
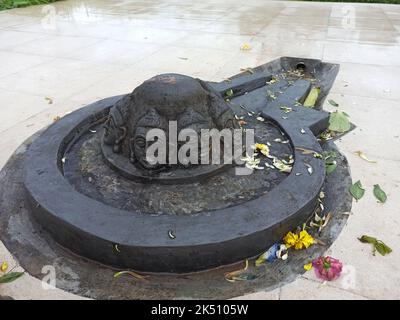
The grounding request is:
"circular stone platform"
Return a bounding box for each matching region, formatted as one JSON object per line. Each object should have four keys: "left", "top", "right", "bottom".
{"left": 0, "top": 57, "right": 352, "bottom": 298}
{"left": 0, "top": 137, "right": 351, "bottom": 299}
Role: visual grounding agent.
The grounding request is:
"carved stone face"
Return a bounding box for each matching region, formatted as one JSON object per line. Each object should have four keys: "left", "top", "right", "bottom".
{"left": 130, "top": 109, "right": 168, "bottom": 170}
{"left": 102, "top": 73, "right": 238, "bottom": 172}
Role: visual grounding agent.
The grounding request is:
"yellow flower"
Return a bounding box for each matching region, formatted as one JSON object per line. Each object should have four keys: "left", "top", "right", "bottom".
{"left": 283, "top": 231, "right": 298, "bottom": 248}
{"left": 298, "top": 230, "right": 314, "bottom": 249}
{"left": 254, "top": 143, "right": 270, "bottom": 157}
{"left": 303, "top": 262, "right": 313, "bottom": 271}
{"left": 283, "top": 230, "right": 314, "bottom": 250}
{"left": 1, "top": 261, "right": 8, "bottom": 272}
{"left": 240, "top": 43, "right": 252, "bottom": 51}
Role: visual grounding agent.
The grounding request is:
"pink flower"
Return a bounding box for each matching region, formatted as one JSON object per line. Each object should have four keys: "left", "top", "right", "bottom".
{"left": 312, "top": 256, "right": 343, "bottom": 281}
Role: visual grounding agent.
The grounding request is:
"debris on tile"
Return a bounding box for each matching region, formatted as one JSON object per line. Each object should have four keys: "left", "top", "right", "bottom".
{"left": 373, "top": 184, "right": 387, "bottom": 203}
{"left": 312, "top": 256, "right": 342, "bottom": 281}
{"left": 240, "top": 43, "right": 252, "bottom": 51}
{"left": 45, "top": 96, "right": 53, "bottom": 104}
{"left": 358, "top": 235, "right": 392, "bottom": 256}
{"left": 349, "top": 180, "right": 365, "bottom": 201}
{"left": 353, "top": 150, "right": 377, "bottom": 163}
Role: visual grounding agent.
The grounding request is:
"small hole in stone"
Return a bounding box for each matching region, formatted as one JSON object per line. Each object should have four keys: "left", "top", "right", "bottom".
{"left": 296, "top": 62, "right": 306, "bottom": 71}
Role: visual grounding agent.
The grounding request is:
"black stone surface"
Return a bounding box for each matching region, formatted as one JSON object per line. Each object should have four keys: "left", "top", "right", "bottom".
{"left": 0, "top": 139, "right": 352, "bottom": 299}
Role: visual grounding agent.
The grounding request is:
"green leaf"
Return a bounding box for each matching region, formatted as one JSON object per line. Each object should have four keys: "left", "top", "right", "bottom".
{"left": 374, "top": 241, "right": 391, "bottom": 256}
{"left": 373, "top": 184, "right": 387, "bottom": 203}
{"left": 225, "top": 89, "right": 234, "bottom": 97}
{"left": 349, "top": 180, "right": 365, "bottom": 201}
{"left": 326, "top": 162, "right": 337, "bottom": 174}
{"left": 0, "top": 272, "right": 24, "bottom": 284}
{"left": 358, "top": 235, "right": 377, "bottom": 244}
{"left": 328, "top": 99, "right": 339, "bottom": 107}
{"left": 328, "top": 111, "right": 351, "bottom": 133}
{"left": 358, "top": 235, "right": 392, "bottom": 256}
{"left": 303, "top": 87, "right": 320, "bottom": 108}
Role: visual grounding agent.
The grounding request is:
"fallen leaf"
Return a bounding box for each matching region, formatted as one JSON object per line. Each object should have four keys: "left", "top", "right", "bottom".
{"left": 373, "top": 184, "right": 387, "bottom": 203}
{"left": 349, "top": 180, "right": 365, "bottom": 201}
{"left": 225, "top": 260, "right": 250, "bottom": 282}
{"left": 45, "top": 96, "right": 53, "bottom": 104}
{"left": 240, "top": 67, "right": 254, "bottom": 74}
{"left": 328, "top": 99, "right": 339, "bottom": 107}
{"left": 53, "top": 116, "right": 61, "bottom": 122}
{"left": 168, "top": 230, "right": 176, "bottom": 239}
{"left": 353, "top": 151, "right": 377, "bottom": 163}
{"left": 114, "top": 270, "right": 148, "bottom": 281}
{"left": 225, "top": 89, "right": 234, "bottom": 97}
{"left": 266, "top": 77, "right": 278, "bottom": 85}
{"left": 358, "top": 235, "right": 392, "bottom": 256}
{"left": 0, "top": 272, "right": 24, "bottom": 284}
{"left": 328, "top": 111, "right": 351, "bottom": 133}
{"left": 280, "top": 105, "right": 292, "bottom": 113}
{"left": 303, "top": 87, "right": 320, "bottom": 108}
{"left": 305, "top": 163, "right": 313, "bottom": 175}
{"left": 326, "top": 162, "right": 337, "bottom": 174}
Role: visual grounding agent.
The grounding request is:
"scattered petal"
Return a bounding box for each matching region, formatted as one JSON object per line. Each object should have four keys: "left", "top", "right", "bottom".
{"left": 1, "top": 261, "right": 8, "bottom": 272}
{"left": 305, "top": 163, "right": 313, "bottom": 175}
{"left": 273, "top": 158, "right": 292, "bottom": 173}
{"left": 240, "top": 43, "right": 252, "bottom": 51}
{"left": 304, "top": 262, "right": 313, "bottom": 271}
{"left": 168, "top": 230, "right": 176, "bottom": 239}
{"left": 280, "top": 105, "right": 292, "bottom": 113}
{"left": 274, "top": 138, "right": 290, "bottom": 144}
{"left": 114, "top": 270, "right": 148, "bottom": 281}
{"left": 353, "top": 151, "right": 377, "bottom": 163}
{"left": 45, "top": 96, "right": 53, "bottom": 104}
{"left": 256, "top": 116, "right": 265, "bottom": 122}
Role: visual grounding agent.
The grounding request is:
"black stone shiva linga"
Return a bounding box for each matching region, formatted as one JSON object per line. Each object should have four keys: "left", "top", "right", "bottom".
{"left": 3, "top": 57, "right": 341, "bottom": 273}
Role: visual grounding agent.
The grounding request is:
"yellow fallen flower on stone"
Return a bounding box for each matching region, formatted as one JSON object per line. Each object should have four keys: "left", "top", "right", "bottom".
{"left": 283, "top": 230, "right": 314, "bottom": 250}
{"left": 303, "top": 262, "right": 313, "bottom": 271}
{"left": 240, "top": 43, "right": 252, "bottom": 51}
{"left": 253, "top": 143, "right": 270, "bottom": 157}
{"left": 1, "top": 261, "right": 8, "bottom": 272}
